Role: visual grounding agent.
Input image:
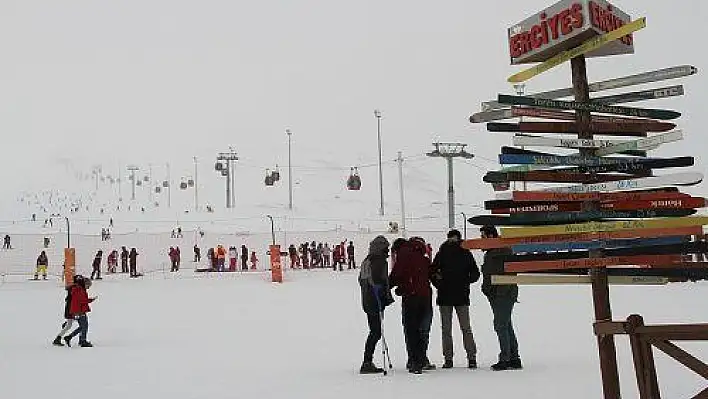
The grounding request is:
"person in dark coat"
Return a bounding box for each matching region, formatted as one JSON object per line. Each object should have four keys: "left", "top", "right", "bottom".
{"left": 35, "top": 251, "right": 49, "bottom": 280}
{"left": 389, "top": 238, "right": 433, "bottom": 374}
{"left": 63, "top": 275, "right": 96, "bottom": 347}
{"left": 431, "top": 229, "right": 480, "bottom": 369}
{"left": 347, "top": 241, "right": 356, "bottom": 269}
{"left": 90, "top": 250, "right": 103, "bottom": 280}
{"left": 120, "top": 246, "right": 129, "bottom": 273}
{"left": 53, "top": 276, "right": 79, "bottom": 346}
{"left": 358, "top": 235, "right": 393, "bottom": 374}
{"left": 479, "top": 225, "right": 521, "bottom": 371}
{"left": 241, "top": 245, "right": 249, "bottom": 271}
{"left": 129, "top": 248, "right": 139, "bottom": 277}
{"left": 194, "top": 245, "right": 201, "bottom": 262}
{"left": 169, "top": 247, "right": 179, "bottom": 272}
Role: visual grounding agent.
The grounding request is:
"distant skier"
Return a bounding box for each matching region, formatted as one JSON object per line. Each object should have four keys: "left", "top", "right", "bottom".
{"left": 3, "top": 234, "right": 11, "bottom": 249}
{"left": 241, "top": 245, "right": 248, "bottom": 271}
{"left": 107, "top": 250, "right": 118, "bottom": 273}
{"left": 194, "top": 245, "right": 201, "bottom": 263}
{"left": 229, "top": 246, "right": 238, "bottom": 271}
{"left": 216, "top": 245, "right": 227, "bottom": 272}
{"left": 35, "top": 250, "right": 49, "bottom": 280}
{"left": 288, "top": 244, "right": 298, "bottom": 268}
{"left": 63, "top": 275, "right": 96, "bottom": 348}
{"left": 250, "top": 251, "right": 258, "bottom": 270}
{"left": 169, "top": 247, "right": 179, "bottom": 272}
{"left": 347, "top": 241, "right": 356, "bottom": 270}
{"left": 120, "top": 246, "right": 129, "bottom": 273}
{"left": 129, "top": 248, "right": 139, "bottom": 278}
{"left": 90, "top": 250, "right": 103, "bottom": 280}
{"left": 323, "top": 243, "right": 331, "bottom": 267}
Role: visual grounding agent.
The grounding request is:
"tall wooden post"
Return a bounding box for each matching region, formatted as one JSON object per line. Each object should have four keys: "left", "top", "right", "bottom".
{"left": 572, "top": 55, "right": 622, "bottom": 399}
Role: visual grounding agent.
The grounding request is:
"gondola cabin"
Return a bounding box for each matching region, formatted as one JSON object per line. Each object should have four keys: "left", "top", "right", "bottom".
{"left": 347, "top": 167, "right": 361, "bottom": 191}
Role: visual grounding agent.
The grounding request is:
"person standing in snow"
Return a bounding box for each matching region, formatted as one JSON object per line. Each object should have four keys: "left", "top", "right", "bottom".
{"left": 358, "top": 236, "right": 393, "bottom": 374}
{"left": 240, "top": 245, "right": 249, "bottom": 271}
{"left": 34, "top": 250, "right": 49, "bottom": 280}
{"left": 229, "top": 246, "right": 238, "bottom": 271}
{"left": 389, "top": 238, "right": 434, "bottom": 374}
{"left": 288, "top": 244, "right": 298, "bottom": 268}
{"left": 129, "top": 248, "right": 139, "bottom": 278}
{"left": 430, "top": 229, "right": 480, "bottom": 369}
{"left": 194, "top": 245, "right": 201, "bottom": 263}
{"left": 479, "top": 225, "right": 521, "bottom": 371}
{"left": 323, "top": 243, "right": 331, "bottom": 268}
{"left": 120, "top": 246, "right": 129, "bottom": 273}
{"left": 216, "top": 245, "right": 226, "bottom": 272}
{"left": 2, "top": 234, "right": 10, "bottom": 249}
{"left": 53, "top": 275, "right": 80, "bottom": 346}
{"left": 347, "top": 241, "right": 356, "bottom": 270}
{"left": 250, "top": 251, "right": 258, "bottom": 270}
{"left": 90, "top": 250, "right": 103, "bottom": 280}
{"left": 63, "top": 275, "right": 96, "bottom": 348}
{"left": 169, "top": 247, "right": 179, "bottom": 272}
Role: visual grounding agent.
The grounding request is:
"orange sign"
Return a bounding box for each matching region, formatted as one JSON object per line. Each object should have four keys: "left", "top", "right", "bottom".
{"left": 64, "top": 248, "right": 75, "bottom": 287}
{"left": 270, "top": 245, "right": 283, "bottom": 283}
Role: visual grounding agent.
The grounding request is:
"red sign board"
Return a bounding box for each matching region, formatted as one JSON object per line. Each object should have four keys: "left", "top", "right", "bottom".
{"left": 508, "top": 0, "right": 633, "bottom": 64}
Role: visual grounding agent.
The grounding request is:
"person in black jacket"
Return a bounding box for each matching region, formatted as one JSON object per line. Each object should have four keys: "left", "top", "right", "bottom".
{"left": 431, "top": 229, "right": 481, "bottom": 369}
{"left": 90, "top": 250, "right": 103, "bottom": 280}
{"left": 479, "top": 225, "right": 521, "bottom": 371}
{"left": 358, "top": 235, "right": 393, "bottom": 374}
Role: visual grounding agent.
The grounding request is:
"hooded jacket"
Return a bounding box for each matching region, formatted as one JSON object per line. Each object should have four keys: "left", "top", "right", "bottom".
{"left": 389, "top": 240, "right": 432, "bottom": 298}
{"left": 431, "top": 239, "right": 480, "bottom": 306}
{"left": 481, "top": 247, "right": 517, "bottom": 300}
{"left": 358, "top": 236, "right": 393, "bottom": 314}
{"left": 68, "top": 281, "right": 94, "bottom": 316}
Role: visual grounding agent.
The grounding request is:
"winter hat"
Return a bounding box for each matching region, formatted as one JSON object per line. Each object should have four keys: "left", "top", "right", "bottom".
{"left": 368, "top": 236, "right": 390, "bottom": 256}
{"left": 447, "top": 229, "right": 462, "bottom": 240}
{"left": 480, "top": 225, "right": 499, "bottom": 237}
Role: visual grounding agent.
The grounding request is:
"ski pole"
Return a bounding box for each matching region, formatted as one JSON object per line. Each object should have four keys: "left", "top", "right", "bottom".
{"left": 375, "top": 292, "right": 393, "bottom": 374}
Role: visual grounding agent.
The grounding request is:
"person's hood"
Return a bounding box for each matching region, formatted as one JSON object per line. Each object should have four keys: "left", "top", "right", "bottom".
{"left": 368, "top": 235, "right": 390, "bottom": 257}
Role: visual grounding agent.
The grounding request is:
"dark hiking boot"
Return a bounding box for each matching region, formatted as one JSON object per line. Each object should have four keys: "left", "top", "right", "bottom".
{"left": 360, "top": 361, "right": 384, "bottom": 374}
{"left": 468, "top": 358, "right": 478, "bottom": 369}
{"left": 79, "top": 341, "right": 93, "bottom": 348}
{"left": 491, "top": 361, "right": 510, "bottom": 371}
{"left": 63, "top": 336, "right": 72, "bottom": 347}
{"left": 508, "top": 358, "right": 523, "bottom": 369}
{"left": 52, "top": 336, "right": 64, "bottom": 346}
{"left": 423, "top": 361, "right": 436, "bottom": 371}
{"left": 409, "top": 365, "right": 423, "bottom": 374}
{"left": 442, "top": 359, "right": 453, "bottom": 369}
{"left": 406, "top": 359, "right": 412, "bottom": 370}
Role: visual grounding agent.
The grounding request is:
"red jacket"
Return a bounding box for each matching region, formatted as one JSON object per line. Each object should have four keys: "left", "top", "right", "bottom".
{"left": 69, "top": 285, "right": 93, "bottom": 315}
{"left": 389, "top": 241, "right": 432, "bottom": 297}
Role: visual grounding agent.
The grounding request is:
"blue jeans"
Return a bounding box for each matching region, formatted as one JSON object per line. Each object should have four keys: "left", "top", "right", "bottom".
{"left": 67, "top": 314, "right": 89, "bottom": 343}
{"left": 488, "top": 297, "right": 519, "bottom": 362}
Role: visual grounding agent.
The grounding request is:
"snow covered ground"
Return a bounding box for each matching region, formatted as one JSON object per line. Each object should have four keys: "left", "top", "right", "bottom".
{"left": 1, "top": 267, "right": 706, "bottom": 399}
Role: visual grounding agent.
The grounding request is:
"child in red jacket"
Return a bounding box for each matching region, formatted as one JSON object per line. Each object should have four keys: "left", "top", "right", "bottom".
{"left": 63, "top": 275, "right": 97, "bottom": 348}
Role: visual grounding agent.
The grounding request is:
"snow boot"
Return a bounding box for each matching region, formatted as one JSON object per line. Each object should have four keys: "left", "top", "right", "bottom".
{"left": 79, "top": 341, "right": 93, "bottom": 348}
{"left": 491, "top": 360, "right": 510, "bottom": 371}
{"left": 359, "top": 361, "right": 383, "bottom": 374}
{"left": 468, "top": 358, "right": 478, "bottom": 369}
{"left": 508, "top": 358, "right": 523, "bottom": 369}
{"left": 63, "top": 336, "right": 72, "bottom": 347}
{"left": 409, "top": 364, "right": 423, "bottom": 374}
{"left": 442, "top": 359, "right": 453, "bottom": 369}
{"left": 422, "top": 361, "right": 436, "bottom": 371}
{"left": 52, "top": 336, "right": 64, "bottom": 347}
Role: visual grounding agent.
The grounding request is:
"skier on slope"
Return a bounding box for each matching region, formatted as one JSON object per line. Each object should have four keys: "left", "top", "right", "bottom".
{"left": 240, "top": 245, "right": 249, "bottom": 271}
{"left": 63, "top": 275, "right": 96, "bottom": 348}
{"left": 358, "top": 236, "right": 393, "bottom": 374}
{"left": 288, "top": 244, "right": 298, "bottom": 268}
{"left": 90, "top": 250, "right": 103, "bottom": 280}
{"left": 120, "top": 246, "right": 129, "bottom": 273}
{"left": 35, "top": 250, "right": 49, "bottom": 280}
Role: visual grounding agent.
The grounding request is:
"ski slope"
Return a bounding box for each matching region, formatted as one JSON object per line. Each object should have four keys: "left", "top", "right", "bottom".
{"left": 0, "top": 269, "right": 706, "bottom": 398}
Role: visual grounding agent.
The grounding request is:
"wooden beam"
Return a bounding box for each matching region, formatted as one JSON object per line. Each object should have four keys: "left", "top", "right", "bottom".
{"left": 505, "top": 254, "right": 684, "bottom": 273}
{"left": 493, "top": 275, "right": 670, "bottom": 285}
{"left": 499, "top": 216, "right": 708, "bottom": 238}
{"left": 650, "top": 339, "right": 708, "bottom": 380}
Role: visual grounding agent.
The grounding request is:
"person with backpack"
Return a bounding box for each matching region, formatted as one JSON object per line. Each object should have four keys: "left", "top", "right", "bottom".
{"left": 430, "top": 229, "right": 481, "bottom": 369}
{"left": 479, "top": 225, "right": 521, "bottom": 371}
{"left": 52, "top": 275, "right": 80, "bottom": 346}
{"left": 63, "top": 275, "right": 96, "bottom": 347}
{"left": 169, "top": 247, "right": 179, "bottom": 272}
{"left": 389, "top": 238, "right": 434, "bottom": 374}
{"left": 90, "top": 250, "right": 103, "bottom": 280}
{"left": 358, "top": 235, "right": 393, "bottom": 374}
{"left": 35, "top": 250, "right": 49, "bottom": 280}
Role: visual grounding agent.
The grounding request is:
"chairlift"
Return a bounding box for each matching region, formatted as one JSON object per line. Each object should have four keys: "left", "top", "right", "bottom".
{"left": 180, "top": 181, "right": 188, "bottom": 190}
{"left": 347, "top": 167, "right": 361, "bottom": 191}
{"left": 162, "top": 181, "right": 169, "bottom": 188}
{"left": 265, "top": 169, "right": 274, "bottom": 186}
{"left": 143, "top": 176, "right": 149, "bottom": 182}
{"left": 155, "top": 186, "right": 162, "bottom": 194}
{"left": 220, "top": 170, "right": 228, "bottom": 177}
{"left": 136, "top": 180, "right": 143, "bottom": 187}
{"left": 187, "top": 178, "right": 195, "bottom": 187}
{"left": 272, "top": 166, "right": 280, "bottom": 182}
{"left": 215, "top": 162, "right": 224, "bottom": 171}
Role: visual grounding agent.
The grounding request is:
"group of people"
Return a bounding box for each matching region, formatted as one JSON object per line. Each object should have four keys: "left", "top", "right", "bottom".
{"left": 287, "top": 241, "right": 355, "bottom": 271}
{"left": 52, "top": 274, "right": 96, "bottom": 348}
{"left": 358, "top": 226, "right": 520, "bottom": 374}
{"left": 200, "top": 244, "right": 258, "bottom": 272}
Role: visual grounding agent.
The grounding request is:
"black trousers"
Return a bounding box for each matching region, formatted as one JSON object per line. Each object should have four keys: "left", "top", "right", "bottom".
{"left": 91, "top": 265, "right": 101, "bottom": 280}
{"left": 402, "top": 296, "right": 432, "bottom": 368}
{"left": 363, "top": 312, "right": 382, "bottom": 362}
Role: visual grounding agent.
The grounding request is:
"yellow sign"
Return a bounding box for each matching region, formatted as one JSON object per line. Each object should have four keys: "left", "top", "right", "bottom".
{"left": 500, "top": 216, "right": 708, "bottom": 238}
{"left": 508, "top": 17, "right": 647, "bottom": 83}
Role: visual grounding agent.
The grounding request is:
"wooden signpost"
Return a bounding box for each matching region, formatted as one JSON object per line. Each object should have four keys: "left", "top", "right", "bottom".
{"left": 487, "top": 121, "right": 675, "bottom": 134}
{"left": 481, "top": 65, "right": 697, "bottom": 111}
{"left": 471, "top": 2, "right": 707, "bottom": 396}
